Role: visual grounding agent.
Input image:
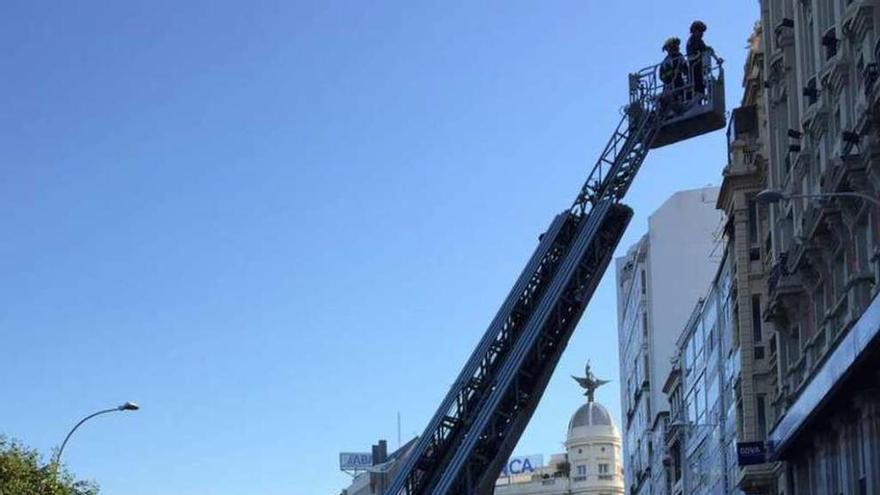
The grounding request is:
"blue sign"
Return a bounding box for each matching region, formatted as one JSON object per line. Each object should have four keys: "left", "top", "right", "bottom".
{"left": 501, "top": 455, "right": 544, "bottom": 476}
{"left": 339, "top": 452, "right": 373, "bottom": 470}
{"left": 736, "top": 442, "right": 766, "bottom": 466}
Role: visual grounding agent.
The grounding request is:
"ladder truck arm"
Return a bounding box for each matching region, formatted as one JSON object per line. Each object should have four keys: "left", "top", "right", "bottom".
{"left": 384, "top": 56, "right": 725, "bottom": 495}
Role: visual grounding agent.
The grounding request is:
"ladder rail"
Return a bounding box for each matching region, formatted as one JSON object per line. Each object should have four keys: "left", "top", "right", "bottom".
{"left": 383, "top": 214, "right": 572, "bottom": 495}
{"left": 429, "top": 201, "right": 614, "bottom": 495}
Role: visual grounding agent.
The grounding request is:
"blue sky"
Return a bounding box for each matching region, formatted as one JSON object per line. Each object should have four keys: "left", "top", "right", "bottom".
{"left": 1, "top": 1, "right": 757, "bottom": 493}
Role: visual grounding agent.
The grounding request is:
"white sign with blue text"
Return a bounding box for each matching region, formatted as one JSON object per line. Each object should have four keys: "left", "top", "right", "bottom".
{"left": 500, "top": 454, "right": 544, "bottom": 476}
{"left": 339, "top": 452, "right": 373, "bottom": 470}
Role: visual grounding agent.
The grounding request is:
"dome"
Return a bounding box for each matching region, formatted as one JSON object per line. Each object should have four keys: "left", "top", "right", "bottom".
{"left": 568, "top": 401, "right": 614, "bottom": 431}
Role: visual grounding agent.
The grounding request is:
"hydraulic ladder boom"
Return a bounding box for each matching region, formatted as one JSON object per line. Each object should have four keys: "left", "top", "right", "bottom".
{"left": 385, "top": 57, "right": 725, "bottom": 495}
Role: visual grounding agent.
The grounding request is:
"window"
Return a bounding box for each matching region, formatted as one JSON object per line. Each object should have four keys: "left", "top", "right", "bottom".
{"left": 707, "top": 377, "right": 719, "bottom": 416}
{"left": 822, "top": 27, "right": 838, "bottom": 60}
{"left": 815, "top": 285, "right": 826, "bottom": 332}
{"left": 800, "top": 3, "right": 817, "bottom": 80}
{"left": 818, "top": 0, "right": 835, "bottom": 30}
{"left": 640, "top": 270, "right": 646, "bottom": 295}
{"left": 577, "top": 464, "right": 587, "bottom": 476}
{"left": 694, "top": 322, "right": 705, "bottom": 363}
{"left": 788, "top": 326, "right": 802, "bottom": 367}
{"left": 833, "top": 252, "right": 846, "bottom": 300}
{"left": 751, "top": 295, "right": 763, "bottom": 343}
{"left": 856, "top": 219, "right": 871, "bottom": 272}
{"left": 748, "top": 197, "right": 760, "bottom": 245}
{"left": 757, "top": 395, "right": 767, "bottom": 439}
{"left": 707, "top": 324, "right": 716, "bottom": 354}
{"left": 599, "top": 463, "right": 609, "bottom": 474}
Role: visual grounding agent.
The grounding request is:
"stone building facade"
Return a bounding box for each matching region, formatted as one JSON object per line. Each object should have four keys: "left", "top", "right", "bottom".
{"left": 715, "top": 24, "right": 779, "bottom": 495}
{"left": 755, "top": 0, "right": 880, "bottom": 494}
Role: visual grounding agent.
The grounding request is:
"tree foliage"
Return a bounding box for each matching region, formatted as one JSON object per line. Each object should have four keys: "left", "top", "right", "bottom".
{"left": 0, "top": 436, "right": 99, "bottom": 495}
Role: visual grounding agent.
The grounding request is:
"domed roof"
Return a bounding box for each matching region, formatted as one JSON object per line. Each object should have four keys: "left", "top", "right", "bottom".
{"left": 568, "top": 401, "right": 614, "bottom": 430}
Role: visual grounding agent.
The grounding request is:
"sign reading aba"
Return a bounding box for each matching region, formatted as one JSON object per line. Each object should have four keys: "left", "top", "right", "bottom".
{"left": 339, "top": 452, "right": 373, "bottom": 470}
{"left": 501, "top": 455, "right": 544, "bottom": 476}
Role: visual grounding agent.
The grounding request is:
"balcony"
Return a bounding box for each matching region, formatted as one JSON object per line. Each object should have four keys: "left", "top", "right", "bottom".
{"left": 841, "top": 0, "right": 875, "bottom": 43}
{"left": 765, "top": 253, "right": 806, "bottom": 325}
{"left": 801, "top": 85, "right": 829, "bottom": 135}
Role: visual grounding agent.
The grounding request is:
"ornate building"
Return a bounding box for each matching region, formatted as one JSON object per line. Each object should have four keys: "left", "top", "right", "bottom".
{"left": 755, "top": 0, "right": 880, "bottom": 493}
{"left": 715, "top": 23, "right": 778, "bottom": 495}
{"left": 494, "top": 363, "right": 624, "bottom": 495}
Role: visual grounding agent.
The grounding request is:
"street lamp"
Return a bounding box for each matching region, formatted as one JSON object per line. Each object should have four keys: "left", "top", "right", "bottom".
{"left": 54, "top": 402, "right": 140, "bottom": 465}
{"left": 756, "top": 188, "right": 880, "bottom": 209}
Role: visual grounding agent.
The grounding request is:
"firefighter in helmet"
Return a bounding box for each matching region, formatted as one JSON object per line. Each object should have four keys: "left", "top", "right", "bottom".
{"left": 686, "top": 20, "right": 720, "bottom": 95}
{"left": 660, "top": 37, "right": 686, "bottom": 95}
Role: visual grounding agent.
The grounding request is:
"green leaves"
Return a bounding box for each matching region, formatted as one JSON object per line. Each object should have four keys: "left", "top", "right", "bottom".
{"left": 0, "top": 436, "right": 99, "bottom": 495}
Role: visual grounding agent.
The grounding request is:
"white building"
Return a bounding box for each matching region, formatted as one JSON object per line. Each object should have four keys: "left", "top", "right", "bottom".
{"left": 494, "top": 364, "right": 624, "bottom": 495}
{"left": 615, "top": 187, "right": 723, "bottom": 495}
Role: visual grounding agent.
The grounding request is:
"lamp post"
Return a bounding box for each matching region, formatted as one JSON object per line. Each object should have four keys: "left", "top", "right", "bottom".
{"left": 54, "top": 402, "right": 139, "bottom": 466}
{"left": 756, "top": 188, "right": 880, "bottom": 209}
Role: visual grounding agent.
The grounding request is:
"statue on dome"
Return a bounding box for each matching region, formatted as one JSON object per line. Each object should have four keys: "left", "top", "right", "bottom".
{"left": 572, "top": 361, "right": 610, "bottom": 402}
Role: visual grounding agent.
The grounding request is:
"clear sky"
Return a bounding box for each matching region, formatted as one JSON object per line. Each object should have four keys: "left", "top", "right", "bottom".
{"left": 1, "top": 1, "right": 758, "bottom": 494}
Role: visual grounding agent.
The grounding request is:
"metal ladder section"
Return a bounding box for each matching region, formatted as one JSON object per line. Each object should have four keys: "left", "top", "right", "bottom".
{"left": 385, "top": 70, "right": 664, "bottom": 495}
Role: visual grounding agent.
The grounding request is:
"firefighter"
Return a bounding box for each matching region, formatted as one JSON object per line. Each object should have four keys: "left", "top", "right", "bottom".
{"left": 660, "top": 37, "right": 687, "bottom": 98}
{"left": 686, "top": 20, "right": 715, "bottom": 95}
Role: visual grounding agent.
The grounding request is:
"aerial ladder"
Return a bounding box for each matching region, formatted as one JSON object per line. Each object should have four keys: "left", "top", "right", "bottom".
{"left": 385, "top": 55, "right": 726, "bottom": 495}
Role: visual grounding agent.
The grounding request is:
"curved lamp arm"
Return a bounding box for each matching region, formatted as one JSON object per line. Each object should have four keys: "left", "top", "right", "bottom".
{"left": 787, "top": 191, "right": 880, "bottom": 209}
{"left": 54, "top": 402, "right": 139, "bottom": 466}
{"left": 756, "top": 188, "right": 880, "bottom": 209}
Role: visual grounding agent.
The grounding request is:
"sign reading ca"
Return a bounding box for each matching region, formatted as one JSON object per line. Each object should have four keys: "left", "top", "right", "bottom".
{"left": 501, "top": 455, "right": 544, "bottom": 476}
{"left": 339, "top": 452, "right": 373, "bottom": 470}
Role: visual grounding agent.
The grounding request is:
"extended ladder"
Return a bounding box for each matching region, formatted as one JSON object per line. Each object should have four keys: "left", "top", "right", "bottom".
{"left": 384, "top": 57, "right": 725, "bottom": 495}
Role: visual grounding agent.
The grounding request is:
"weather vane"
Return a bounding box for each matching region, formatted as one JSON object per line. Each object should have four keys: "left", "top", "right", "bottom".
{"left": 572, "top": 361, "right": 610, "bottom": 402}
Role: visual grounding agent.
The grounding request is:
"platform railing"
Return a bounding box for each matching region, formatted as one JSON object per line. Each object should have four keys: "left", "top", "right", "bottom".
{"left": 630, "top": 53, "right": 725, "bottom": 110}
{"left": 570, "top": 55, "right": 723, "bottom": 215}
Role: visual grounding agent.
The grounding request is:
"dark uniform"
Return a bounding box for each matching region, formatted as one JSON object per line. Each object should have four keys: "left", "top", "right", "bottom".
{"left": 687, "top": 21, "right": 711, "bottom": 95}
{"left": 687, "top": 34, "right": 708, "bottom": 94}
{"left": 659, "top": 40, "right": 687, "bottom": 116}
{"left": 660, "top": 49, "right": 687, "bottom": 96}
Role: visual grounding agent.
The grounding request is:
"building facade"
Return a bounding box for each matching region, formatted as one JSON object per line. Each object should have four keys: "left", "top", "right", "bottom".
{"left": 715, "top": 24, "right": 779, "bottom": 495}
{"left": 756, "top": 0, "right": 880, "bottom": 494}
{"left": 643, "top": 23, "right": 782, "bottom": 495}
{"left": 663, "top": 251, "right": 739, "bottom": 495}
{"left": 615, "top": 187, "right": 723, "bottom": 495}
